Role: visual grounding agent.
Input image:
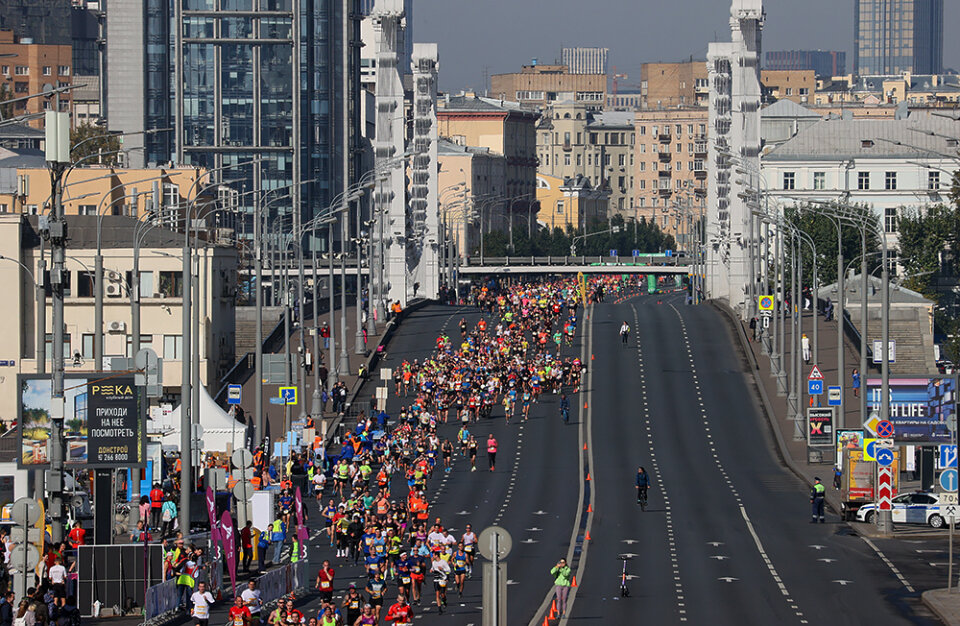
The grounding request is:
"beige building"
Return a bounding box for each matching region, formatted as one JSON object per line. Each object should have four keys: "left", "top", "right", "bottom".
{"left": 0, "top": 29, "right": 72, "bottom": 128}
{"left": 639, "top": 61, "right": 709, "bottom": 109}
{"left": 814, "top": 73, "right": 960, "bottom": 107}
{"left": 0, "top": 214, "right": 238, "bottom": 423}
{"left": 437, "top": 138, "right": 507, "bottom": 257}
{"left": 536, "top": 173, "right": 608, "bottom": 232}
{"left": 0, "top": 163, "right": 207, "bottom": 218}
{"left": 437, "top": 94, "right": 539, "bottom": 230}
{"left": 536, "top": 100, "right": 635, "bottom": 219}
{"left": 633, "top": 107, "right": 708, "bottom": 243}
{"left": 760, "top": 69, "right": 818, "bottom": 104}
{"left": 489, "top": 64, "right": 606, "bottom": 110}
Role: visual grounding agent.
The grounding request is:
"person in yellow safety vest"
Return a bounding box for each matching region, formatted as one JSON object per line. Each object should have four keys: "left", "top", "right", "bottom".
{"left": 291, "top": 536, "right": 300, "bottom": 563}
{"left": 270, "top": 518, "right": 286, "bottom": 564}
{"left": 810, "top": 477, "right": 826, "bottom": 523}
{"left": 176, "top": 549, "right": 198, "bottom": 609}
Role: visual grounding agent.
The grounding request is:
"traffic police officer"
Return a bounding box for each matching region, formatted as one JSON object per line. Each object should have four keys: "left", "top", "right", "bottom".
{"left": 810, "top": 477, "right": 826, "bottom": 523}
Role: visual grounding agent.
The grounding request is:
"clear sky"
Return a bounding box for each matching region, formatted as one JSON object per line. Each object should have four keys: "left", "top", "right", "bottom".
{"left": 413, "top": 0, "right": 960, "bottom": 93}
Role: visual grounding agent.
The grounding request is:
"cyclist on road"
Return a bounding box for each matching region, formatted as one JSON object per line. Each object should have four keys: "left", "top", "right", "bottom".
{"left": 636, "top": 466, "right": 650, "bottom": 507}
{"left": 619, "top": 321, "right": 630, "bottom": 345}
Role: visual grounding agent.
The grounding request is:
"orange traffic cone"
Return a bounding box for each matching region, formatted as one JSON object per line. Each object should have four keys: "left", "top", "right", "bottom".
{"left": 586, "top": 473, "right": 591, "bottom": 481}
{"left": 585, "top": 531, "right": 592, "bottom": 541}
{"left": 583, "top": 443, "right": 588, "bottom": 450}
{"left": 549, "top": 600, "right": 557, "bottom": 619}
{"left": 591, "top": 354, "right": 595, "bottom": 360}
{"left": 542, "top": 616, "right": 550, "bottom": 626}
{"left": 587, "top": 504, "right": 593, "bottom": 512}
{"left": 571, "top": 575, "right": 578, "bottom": 587}
{"left": 583, "top": 402, "right": 588, "bottom": 409}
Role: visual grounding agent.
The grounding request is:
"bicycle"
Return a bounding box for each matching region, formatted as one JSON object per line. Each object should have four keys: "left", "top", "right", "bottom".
{"left": 618, "top": 554, "right": 633, "bottom": 597}
{"left": 637, "top": 486, "right": 648, "bottom": 511}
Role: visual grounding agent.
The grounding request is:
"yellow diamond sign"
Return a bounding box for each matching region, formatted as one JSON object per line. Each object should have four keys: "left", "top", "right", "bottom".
{"left": 863, "top": 414, "right": 881, "bottom": 437}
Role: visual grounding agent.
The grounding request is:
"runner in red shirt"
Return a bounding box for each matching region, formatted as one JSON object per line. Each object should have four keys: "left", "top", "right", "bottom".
{"left": 228, "top": 596, "right": 251, "bottom": 626}
{"left": 314, "top": 560, "right": 335, "bottom": 603}
{"left": 384, "top": 595, "right": 413, "bottom": 625}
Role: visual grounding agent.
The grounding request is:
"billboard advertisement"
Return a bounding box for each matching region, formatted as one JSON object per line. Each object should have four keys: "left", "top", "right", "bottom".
{"left": 18, "top": 375, "right": 145, "bottom": 468}
{"left": 866, "top": 376, "right": 958, "bottom": 444}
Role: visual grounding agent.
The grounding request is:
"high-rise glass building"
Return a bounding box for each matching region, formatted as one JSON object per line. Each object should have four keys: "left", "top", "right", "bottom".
{"left": 107, "top": 0, "right": 361, "bottom": 245}
{"left": 854, "top": 0, "right": 943, "bottom": 76}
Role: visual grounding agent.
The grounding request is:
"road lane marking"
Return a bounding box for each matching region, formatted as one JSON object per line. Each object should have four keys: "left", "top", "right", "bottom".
{"left": 861, "top": 536, "right": 915, "bottom": 593}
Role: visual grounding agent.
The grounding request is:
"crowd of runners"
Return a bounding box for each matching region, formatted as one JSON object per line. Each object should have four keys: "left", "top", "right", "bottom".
{"left": 256, "top": 278, "right": 586, "bottom": 624}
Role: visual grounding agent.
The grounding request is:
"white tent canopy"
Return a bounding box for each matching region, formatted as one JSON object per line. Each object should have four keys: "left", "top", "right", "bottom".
{"left": 161, "top": 384, "right": 248, "bottom": 453}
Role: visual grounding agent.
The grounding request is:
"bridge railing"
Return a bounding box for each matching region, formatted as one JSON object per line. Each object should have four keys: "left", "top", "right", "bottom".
{"left": 463, "top": 255, "right": 690, "bottom": 266}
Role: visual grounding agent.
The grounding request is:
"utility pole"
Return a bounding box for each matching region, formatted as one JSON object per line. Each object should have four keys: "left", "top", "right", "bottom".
{"left": 44, "top": 111, "right": 70, "bottom": 544}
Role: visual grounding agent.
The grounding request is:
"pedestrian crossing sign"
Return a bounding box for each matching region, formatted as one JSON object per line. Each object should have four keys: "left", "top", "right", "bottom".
{"left": 758, "top": 295, "right": 774, "bottom": 312}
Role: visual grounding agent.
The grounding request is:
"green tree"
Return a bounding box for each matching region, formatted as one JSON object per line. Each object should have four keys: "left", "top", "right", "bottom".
{"left": 0, "top": 83, "right": 13, "bottom": 120}
{"left": 70, "top": 122, "right": 122, "bottom": 165}
{"left": 784, "top": 203, "right": 880, "bottom": 288}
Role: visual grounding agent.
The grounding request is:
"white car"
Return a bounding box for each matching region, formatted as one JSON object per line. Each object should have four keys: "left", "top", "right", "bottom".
{"left": 856, "top": 492, "right": 945, "bottom": 528}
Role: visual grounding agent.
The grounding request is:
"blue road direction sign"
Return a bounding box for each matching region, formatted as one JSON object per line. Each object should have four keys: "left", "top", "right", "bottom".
{"left": 941, "top": 445, "right": 959, "bottom": 469}
{"left": 664, "top": 250, "right": 673, "bottom": 257}
{"left": 632, "top": 249, "right": 641, "bottom": 257}
{"left": 227, "top": 384, "right": 242, "bottom": 405}
{"left": 269, "top": 397, "right": 285, "bottom": 405}
{"left": 609, "top": 249, "right": 619, "bottom": 257}
{"left": 876, "top": 448, "right": 895, "bottom": 468}
{"left": 280, "top": 386, "right": 298, "bottom": 405}
{"left": 827, "top": 386, "right": 842, "bottom": 406}
{"left": 808, "top": 380, "right": 824, "bottom": 395}
{"left": 941, "top": 468, "right": 959, "bottom": 492}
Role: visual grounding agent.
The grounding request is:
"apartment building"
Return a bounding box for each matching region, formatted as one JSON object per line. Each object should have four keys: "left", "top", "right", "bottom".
{"left": 437, "top": 94, "right": 539, "bottom": 220}
{"left": 536, "top": 100, "right": 635, "bottom": 220}
{"left": 760, "top": 70, "right": 818, "bottom": 104}
{"left": 0, "top": 29, "right": 71, "bottom": 128}
{"left": 536, "top": 173, "right": 608, "bottom": 232}
{"left": 489, "top": 63, "right": 606, "bottom": 110}
{"left": 633, "top": 108, "right": 708, "bottom": 242}
{"left": 639, "top": 61, "right": 709, "bottom": 109}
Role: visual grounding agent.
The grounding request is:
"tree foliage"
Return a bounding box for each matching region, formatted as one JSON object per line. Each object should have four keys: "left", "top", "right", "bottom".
{"left": 70, "top": 122, "right": 122, "bottom": 165}
{"left": 895, "top": 170, "right": 960, "bottom": 362}
{"left": 479, "top": 213, "right": 676, "bottom": 258}
{"left": 784, "top": 202, "right": 881, "bottom": 287}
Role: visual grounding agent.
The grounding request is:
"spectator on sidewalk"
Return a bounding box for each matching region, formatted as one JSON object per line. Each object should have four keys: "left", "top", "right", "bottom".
{"left": 801, "top": 334, "right": 811, "bottom": 363}
{"left": 852, "top": 368, "right": 860, "bottom": 397}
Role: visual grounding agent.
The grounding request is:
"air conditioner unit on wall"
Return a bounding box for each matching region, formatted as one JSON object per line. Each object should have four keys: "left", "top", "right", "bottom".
{"left": 108, "top": 320, "right": 126, "bottom": 332}
{"left": 105, "top": 283, "right": 123, "bottom": 297}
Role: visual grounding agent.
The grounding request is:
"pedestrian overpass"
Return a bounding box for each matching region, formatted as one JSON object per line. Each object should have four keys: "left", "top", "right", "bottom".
{"left": 458, "top": 255, "right": 692, "bottom": 275}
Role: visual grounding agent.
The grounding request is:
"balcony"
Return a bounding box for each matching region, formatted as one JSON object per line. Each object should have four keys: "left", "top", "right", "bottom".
{"left": 694, "top": 169, "right": 707, "bottom": 179}
{"left": 658, "top": 187, "right": 673, "bottom": 197}
{"left": 658, "top": 151, "right": 672, "bottom": 162}
{"left": 694, "top": 144, "right": 707, "bottom": 156}
{"left": 658, "top": 132, "right": 671, "bottom": 143}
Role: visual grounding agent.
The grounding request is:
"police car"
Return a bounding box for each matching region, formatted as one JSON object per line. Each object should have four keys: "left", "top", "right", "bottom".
{"left": 855, "top": 491, "right": 945, "bottom": 528}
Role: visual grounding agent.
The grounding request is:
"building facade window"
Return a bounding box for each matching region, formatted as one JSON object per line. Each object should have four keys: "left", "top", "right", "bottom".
{"left": 928, "top": 170, "right": 941, "bottom": 190}
{"left": 885, "top": 171, "right": 897, "bottom": 190}
{"left": 58, "top": 66, "right": 70, "bottom": 76}
{"left": 813, "top": 171, "right": 825, "bottom": 190}
{"left": 858, "top": 172, "right": 870, "bottom": 190}
{"left": 884, "top": 207, "right": 898, "bottom": 233}
{"left": 42, "top": 66, "right": 51, "bottom": 76}
{"left": 163, "top": 335, "right": 183, "bottom": 360}
{"left": 782, "top": 172, "right": 795, "bottom": 190}
{"left": 14, "top": 66, "right": 28, "bottom": 75}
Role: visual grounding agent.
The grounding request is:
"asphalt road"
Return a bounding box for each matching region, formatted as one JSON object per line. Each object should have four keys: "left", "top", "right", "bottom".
{"left": 564, "top": 292, "right": 942, "bottom": 625}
